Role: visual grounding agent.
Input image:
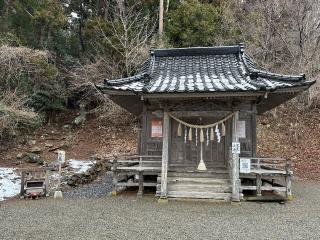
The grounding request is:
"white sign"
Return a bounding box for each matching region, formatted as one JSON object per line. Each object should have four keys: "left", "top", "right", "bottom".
{"left": 236, "top": 121, "right": 246, "bottom": 138}
{"left": 240, "top": 158, "right": 251, "bottom": 173}
{"left": 57, "top": 150, "right": 65, "bottom": 163}
{"left": 232, "top": 142, "right": 241, "bottom": 154}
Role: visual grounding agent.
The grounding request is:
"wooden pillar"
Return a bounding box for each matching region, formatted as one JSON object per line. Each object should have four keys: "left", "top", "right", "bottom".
{"left": 251, "top": 103, "right": 257, "bottom": 157}
{"left": 160, "top": 111, "right": 170, "bottom": 199}
{"left": 141, "top": 103, "right": 147, "bottom": 155}
{"left": 231, "top": 111, "right": 240, "bottom": 202}
{"left": 137, "top": 126, "right": 142, "bottom": 155}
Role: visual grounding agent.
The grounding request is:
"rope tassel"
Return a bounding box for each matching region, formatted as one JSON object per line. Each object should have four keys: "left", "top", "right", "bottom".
{"left": 197, "top": 158, "right": 207, "bottom": 171}
{"left": 221, "top": 122, "right": 226, "bottom": 136}
{"left": 215, "top": 125, "right": 221, "bottom": 143}
{"left": 195, "top": 129, "right": 198, "bottom": 146}
{"left": 184, "top": 126, "right": 187, "bottom": 143}
{"left": 210, "top": 127, "right": 214, "bottom": 141}
{"left": 188, "top": 128, "right": 193, "bottom": 141}
{"left": 200, "top": 129, "right": 204, "bottom": 143}
{"left": 197, "top": 142, "right": 207, "bottom": 171}
{"left": 177, "top": 123, "right": 182, "bottom": 137}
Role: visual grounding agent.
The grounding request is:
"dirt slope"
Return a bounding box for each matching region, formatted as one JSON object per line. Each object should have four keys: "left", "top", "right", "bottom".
{"left": 257, "top": 105, "right": 320, "bottom": 180}
{"left": 0, "top": 110, "right": 137, "bottom": 168}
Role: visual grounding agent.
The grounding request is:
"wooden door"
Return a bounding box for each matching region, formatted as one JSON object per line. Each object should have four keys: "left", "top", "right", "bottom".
{"left": 170, "top": 117, "right": 231, "bottom": 170}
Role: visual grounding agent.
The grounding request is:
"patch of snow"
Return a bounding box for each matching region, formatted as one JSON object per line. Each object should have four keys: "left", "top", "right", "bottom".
{"left": 68, "top": 160, "right": 96, "bottom": 173}
{"left": 0, "top": 168, "right": 21, "bottom": 201}
{"left": 70, "top": 12, "right": 79, "bottom": 19}
{"left": 49, "top": 172, "right": 60, "bottom": 181}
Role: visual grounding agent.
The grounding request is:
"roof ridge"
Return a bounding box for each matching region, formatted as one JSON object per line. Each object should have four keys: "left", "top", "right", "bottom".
{"left": 152, "top": 45, "right": 241, "bottom": 57}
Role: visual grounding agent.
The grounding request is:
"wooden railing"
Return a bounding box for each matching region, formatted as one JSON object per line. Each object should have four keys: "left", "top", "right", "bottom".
{"left": 249, "top": 157, "right": 291, "bottom": 173}
{"left": 110, "top": 155, "right": 162, "bottom": 168}
{"left": 240, "top": 157, "right": 293, "bottom": 199}
{"left": 110, "top": 155, "right": 162, "bottom": 197}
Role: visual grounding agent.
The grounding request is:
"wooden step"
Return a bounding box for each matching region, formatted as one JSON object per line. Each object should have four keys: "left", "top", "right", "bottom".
{"left": 168, "top": 169, "right": 229, "bottom": 177}
{"left": 167, "top": 191, "right": 231, "bottom": 200}
{"left": 168, "top": 174, "right": 230, "bottom": 179}
{"left": 168, "top": 184, "right": 231, "bottom": 193}
{"left": 160, "top": 176, "right": 229, "bottom": 184}
{"left": 168, "top": 177, "right": 230, "bottom": 184}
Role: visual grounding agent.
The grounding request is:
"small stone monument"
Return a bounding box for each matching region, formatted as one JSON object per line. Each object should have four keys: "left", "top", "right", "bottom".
{"left": 54, "top": 150, "right": 65, "bottom": 199}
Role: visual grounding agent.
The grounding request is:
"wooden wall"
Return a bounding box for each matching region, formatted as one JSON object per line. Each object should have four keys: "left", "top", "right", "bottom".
{"left": 139, "top": 98, "right": 257, "bottom": 168}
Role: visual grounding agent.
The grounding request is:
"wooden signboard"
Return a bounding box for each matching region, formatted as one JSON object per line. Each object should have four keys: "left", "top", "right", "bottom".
{"left": 151, "top": 119, "right": 163, "bottom": 138}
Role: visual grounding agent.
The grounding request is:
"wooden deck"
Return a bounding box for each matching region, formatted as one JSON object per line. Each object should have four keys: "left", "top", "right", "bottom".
{"left": 239, "top": 157, "right": 292, "bottom": 200}
{"left": 111, "top": 155, "right": 162, "bottom": 196}
{"left": 110, "top": 155, "right": 293, "bottom": 201}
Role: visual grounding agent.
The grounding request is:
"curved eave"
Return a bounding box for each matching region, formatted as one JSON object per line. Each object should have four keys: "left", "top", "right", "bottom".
{"left": 96, "top": 84, "right": 138, "bottom": 96}
{"left": 97, "top": 83, "right": 313, "bottom": 98}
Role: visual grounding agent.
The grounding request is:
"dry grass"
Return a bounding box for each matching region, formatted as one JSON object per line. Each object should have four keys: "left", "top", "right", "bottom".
{"left": 0, "top": 91, "right": 41, "bottom": 140}
{"left": 0, "top": 45, "right": 59, "bottom": 98}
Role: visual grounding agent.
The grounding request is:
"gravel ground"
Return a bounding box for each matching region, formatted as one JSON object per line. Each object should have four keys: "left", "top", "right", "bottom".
{"left": 1, "top": 180, "right": 320, "bottom": 240}
{"left": 64, "top": 172, "right": 113, "bottom": 198}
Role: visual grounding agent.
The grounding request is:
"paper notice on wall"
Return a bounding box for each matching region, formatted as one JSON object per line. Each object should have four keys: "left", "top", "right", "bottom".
{"left": 236, "top": 120, "right": 246, "bottom": 138}
{"left": 232, "top": 142, "right": 241, "bottom": 154}
{"left": 151, "top": 119, "right": 163, "bottom": 138}
{"left": 240, "top": 158, "right": 251, "bottom": 173}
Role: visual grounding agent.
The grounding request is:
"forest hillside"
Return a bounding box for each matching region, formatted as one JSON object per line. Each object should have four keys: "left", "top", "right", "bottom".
{"left": 0, "top": 0, "right": 319, "bottom": 180}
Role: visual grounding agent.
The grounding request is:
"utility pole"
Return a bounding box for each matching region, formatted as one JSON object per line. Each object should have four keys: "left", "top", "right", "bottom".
{"left": 159, "top": 0, "right": 164, "bottom": 35}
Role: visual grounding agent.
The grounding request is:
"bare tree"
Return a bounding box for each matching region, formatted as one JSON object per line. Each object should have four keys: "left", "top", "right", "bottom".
{"left": 96, "top": 3, "right": 157, "bottom": 77}
{"left": 159, "top": 0, "right": 164, "bottom": 35}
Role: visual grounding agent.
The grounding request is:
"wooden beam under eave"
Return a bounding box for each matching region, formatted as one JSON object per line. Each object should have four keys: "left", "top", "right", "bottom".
{"left": 109, "top": 95, "right": 143, "bottom": 116}
{"left": 256, "top": 92, "right": 300, "bottom": 114}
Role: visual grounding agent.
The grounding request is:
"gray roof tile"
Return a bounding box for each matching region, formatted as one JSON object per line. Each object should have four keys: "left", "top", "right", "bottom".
{"left": 101, "top": 45, "right": 315, "bottom": 93}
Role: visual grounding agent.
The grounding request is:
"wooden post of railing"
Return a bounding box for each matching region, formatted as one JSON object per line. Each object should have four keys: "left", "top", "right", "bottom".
{"left": 256, "top": 174, "right": 262, "bottom": 197}
{"left": 112, "top": 155, "right": 118, "bottom": 196}
{"left": 138, "top": 170, "right": 144, "bottom": 197}
{"left": 137, "top": 156, "right": 144, "bottom": 197}
{"left": 231, "top": 111, "right": 240, "bottom": 202}
{"left": 285, "top": 159, "right": 293, "bottom": 200}
{"left": 159, "top": 110, "right": 170, "bottom": 202}
{"left": 45, "top": 169, "right": 50, "bottom": 197}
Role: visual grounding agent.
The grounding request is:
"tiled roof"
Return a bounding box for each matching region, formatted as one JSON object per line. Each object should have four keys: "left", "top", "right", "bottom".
{"left": 100, "top": 45, "right": 315, "bottom": 94}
